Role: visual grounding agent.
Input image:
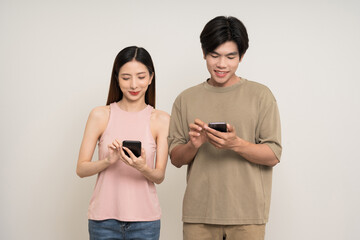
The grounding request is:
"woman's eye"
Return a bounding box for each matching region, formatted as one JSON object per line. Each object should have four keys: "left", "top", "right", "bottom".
{"left": 138, "top": 76, "right": 146, "bottom": 80}
{"left": 122, "top": 78, "right": 130, "bottom": 81}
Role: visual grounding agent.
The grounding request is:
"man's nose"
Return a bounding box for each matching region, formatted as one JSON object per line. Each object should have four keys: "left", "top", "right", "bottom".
{"left": 216, "top": 57, "right": 226, "bottom": 68}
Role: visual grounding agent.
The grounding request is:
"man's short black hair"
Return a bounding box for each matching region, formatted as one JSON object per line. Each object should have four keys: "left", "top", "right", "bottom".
{"left": 200, "top": 16, "right": 249, "bottom": 58}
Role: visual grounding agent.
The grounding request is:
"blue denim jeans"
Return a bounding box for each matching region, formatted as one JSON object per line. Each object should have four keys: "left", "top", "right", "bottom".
{"left": 88, "top": 219, "right": 160, "bottom": 240}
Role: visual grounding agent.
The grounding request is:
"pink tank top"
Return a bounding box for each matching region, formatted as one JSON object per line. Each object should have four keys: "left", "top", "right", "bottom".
{"left": 88, "top": 102, "right": 161, "bottom": 221}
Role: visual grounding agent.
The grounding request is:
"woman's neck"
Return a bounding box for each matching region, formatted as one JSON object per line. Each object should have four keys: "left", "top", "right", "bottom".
{"left": 117, "top": 99, "right": 147, "bottom": 112}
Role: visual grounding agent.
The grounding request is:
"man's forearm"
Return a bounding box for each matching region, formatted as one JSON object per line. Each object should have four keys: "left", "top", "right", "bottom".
{"left": 233, "top": 137, "right": 279, "bottom": 167}
{"left": 170, "top": 141, "right": 198, "bottom": 168}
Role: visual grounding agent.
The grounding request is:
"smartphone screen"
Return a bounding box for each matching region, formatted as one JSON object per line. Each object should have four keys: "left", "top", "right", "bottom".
{"left": 208, "top": 122, "right": 227, "bottom": 132}
{"left": 122, "top": 140, "right": 141, "bottom": 157}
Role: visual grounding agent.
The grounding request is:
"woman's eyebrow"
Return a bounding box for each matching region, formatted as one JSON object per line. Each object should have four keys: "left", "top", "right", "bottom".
{"left": 136, "top": 72, "right": 147, "bottom": 75}
{"left": 120, "top": 72, "right": 147, "bottom": 76}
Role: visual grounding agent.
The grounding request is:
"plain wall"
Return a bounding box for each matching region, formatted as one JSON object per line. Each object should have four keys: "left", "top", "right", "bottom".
{"left": 1, "top": 0, "right": 359, "bottom": 239}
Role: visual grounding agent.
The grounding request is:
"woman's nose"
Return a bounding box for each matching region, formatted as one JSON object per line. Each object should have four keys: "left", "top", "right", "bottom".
{"left": 130, "top": 79, "right": 137, "bottom": 89}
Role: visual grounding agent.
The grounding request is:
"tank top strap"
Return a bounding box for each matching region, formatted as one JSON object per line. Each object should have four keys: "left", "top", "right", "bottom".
{"left": 142, "top": 105, "right": 155, "bottom": 146}
{"left": 107, "top": 102, "right": 121, "bottom": 129}
{"left": 109, "top": 102, "right": 120, "bottom": 115}
{"left": 144, "top": 105, "right": 154, "bottom": 118}
{"left": 109, "top": 102, "right": 117, "bottom": 111}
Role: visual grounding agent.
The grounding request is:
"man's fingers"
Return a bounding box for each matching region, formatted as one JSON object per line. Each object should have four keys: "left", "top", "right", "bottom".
{"left": 189, "top": 123, "right": 202, "bottom": 132}
{"left": 227, "top": 123, "right": 234, "bottom": 132}
{"left": 189, "top": 131, "right": 200, "bottom": 137}
{"left": 206, "top": 131, "right": 221, "bottom": 142}
{"left": 208, "top": 138, "right": 225, "bottom": 149}
{"left": 194, "top": 118, "right": 205, "bottom": 127}
{"left": 205, "top": 126, "right": 225, "bottom": 138}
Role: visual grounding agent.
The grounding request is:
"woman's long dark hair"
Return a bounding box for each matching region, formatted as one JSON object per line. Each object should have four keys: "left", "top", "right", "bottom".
{"left": 106, "top": 46, "right": 156, "bottom": 108}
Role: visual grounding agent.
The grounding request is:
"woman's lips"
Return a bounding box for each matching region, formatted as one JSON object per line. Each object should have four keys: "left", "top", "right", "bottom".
{"left": 129, "top": 91, "right": 140, "bottom": 96}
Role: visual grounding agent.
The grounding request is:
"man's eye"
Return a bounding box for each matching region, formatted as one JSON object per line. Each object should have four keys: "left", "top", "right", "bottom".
{"left": 228, "top": 57, "right": 235, "bottom": 60}
{"left": 211, "top": 54, "right": 218, "bottom": 58}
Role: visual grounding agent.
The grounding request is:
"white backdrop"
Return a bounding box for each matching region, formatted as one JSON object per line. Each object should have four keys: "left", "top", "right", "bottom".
{"left": 1, "top": 0, "right": 359, "bottom": 239}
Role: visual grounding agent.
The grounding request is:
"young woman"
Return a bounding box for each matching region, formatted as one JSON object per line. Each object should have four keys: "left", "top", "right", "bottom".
{"left": 77, "top": 46, "right": 169, "bottom": 240}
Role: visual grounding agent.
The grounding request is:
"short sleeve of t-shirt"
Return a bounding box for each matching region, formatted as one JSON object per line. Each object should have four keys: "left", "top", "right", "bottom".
{"left": 168, "top": 94, "right": 188, "bottom": 154}
{"left": 255, "top": 88, "right": 282, "bottom": 161}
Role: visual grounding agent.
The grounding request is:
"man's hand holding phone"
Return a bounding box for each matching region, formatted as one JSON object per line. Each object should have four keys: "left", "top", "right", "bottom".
{"left": 188, "top": 119, "right": 241, "bottom": 151}
{"left": 188, "top": 118, "right": 208, "bottom": 149}
{"left": 205, "top": 122, "right": 240, "bottom": 150}
{"left": 208, "top": 122, "right": 227, "bottom": 132}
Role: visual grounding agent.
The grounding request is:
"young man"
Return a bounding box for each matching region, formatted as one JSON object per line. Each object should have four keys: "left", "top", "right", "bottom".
{"left": 168, "top": 16, "right": 282, "bottom": 240}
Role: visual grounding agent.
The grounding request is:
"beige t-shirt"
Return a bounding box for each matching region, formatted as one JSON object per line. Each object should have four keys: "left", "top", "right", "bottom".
{"left": 168, "top": 78, "right": 282, "bottom": 225}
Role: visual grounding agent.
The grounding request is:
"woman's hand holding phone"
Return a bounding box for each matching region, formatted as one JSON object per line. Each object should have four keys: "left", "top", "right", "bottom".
{"left": 121, "top": 144, "right": 147, "bottom": 172}
{"left": 107, "top": 139, "right": 147, "bottom": 171}
{"left": 107, "top": 139, "right": 122, "bottom": 164}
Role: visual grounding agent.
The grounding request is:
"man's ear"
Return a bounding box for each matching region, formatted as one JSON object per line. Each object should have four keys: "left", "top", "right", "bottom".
{"left": 240, "top": 54, "right": 245, "bottom": 62}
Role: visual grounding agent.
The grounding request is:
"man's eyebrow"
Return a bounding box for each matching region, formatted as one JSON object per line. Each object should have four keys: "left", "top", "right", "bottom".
{"left": 211, "top": 51, "right": 239, "bottom": 56}
{"left": 225, "top": 52, "right": 239, "bottom": 56}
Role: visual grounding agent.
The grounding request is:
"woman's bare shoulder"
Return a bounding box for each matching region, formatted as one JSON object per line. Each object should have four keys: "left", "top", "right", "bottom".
{"left": 151, "top": 109, "right": 170, "bottom": 124}
{"left": 88, "top": 105, "right": 110, "bottom": 123}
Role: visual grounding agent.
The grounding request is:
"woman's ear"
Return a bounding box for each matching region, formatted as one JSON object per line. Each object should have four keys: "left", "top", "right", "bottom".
{"left": 149, "top": 72, "right": 154, "bottom": 85}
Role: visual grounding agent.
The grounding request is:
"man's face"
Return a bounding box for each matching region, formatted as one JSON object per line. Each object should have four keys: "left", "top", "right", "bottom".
{"left": 205, "top": 41, "right": 242, "bottom": 87}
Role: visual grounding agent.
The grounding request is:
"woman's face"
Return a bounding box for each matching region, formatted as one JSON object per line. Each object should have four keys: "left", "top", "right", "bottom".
{"left": 118, "top": 60, "right": 153, "bottom": 103}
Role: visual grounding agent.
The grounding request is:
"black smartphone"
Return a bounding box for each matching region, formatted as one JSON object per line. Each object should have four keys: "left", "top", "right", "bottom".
{"left": 208, "top": 122, "right": 227, "bottom": 132}
{"left": 122, "top": 140, "right": 142, "bottom": 157}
